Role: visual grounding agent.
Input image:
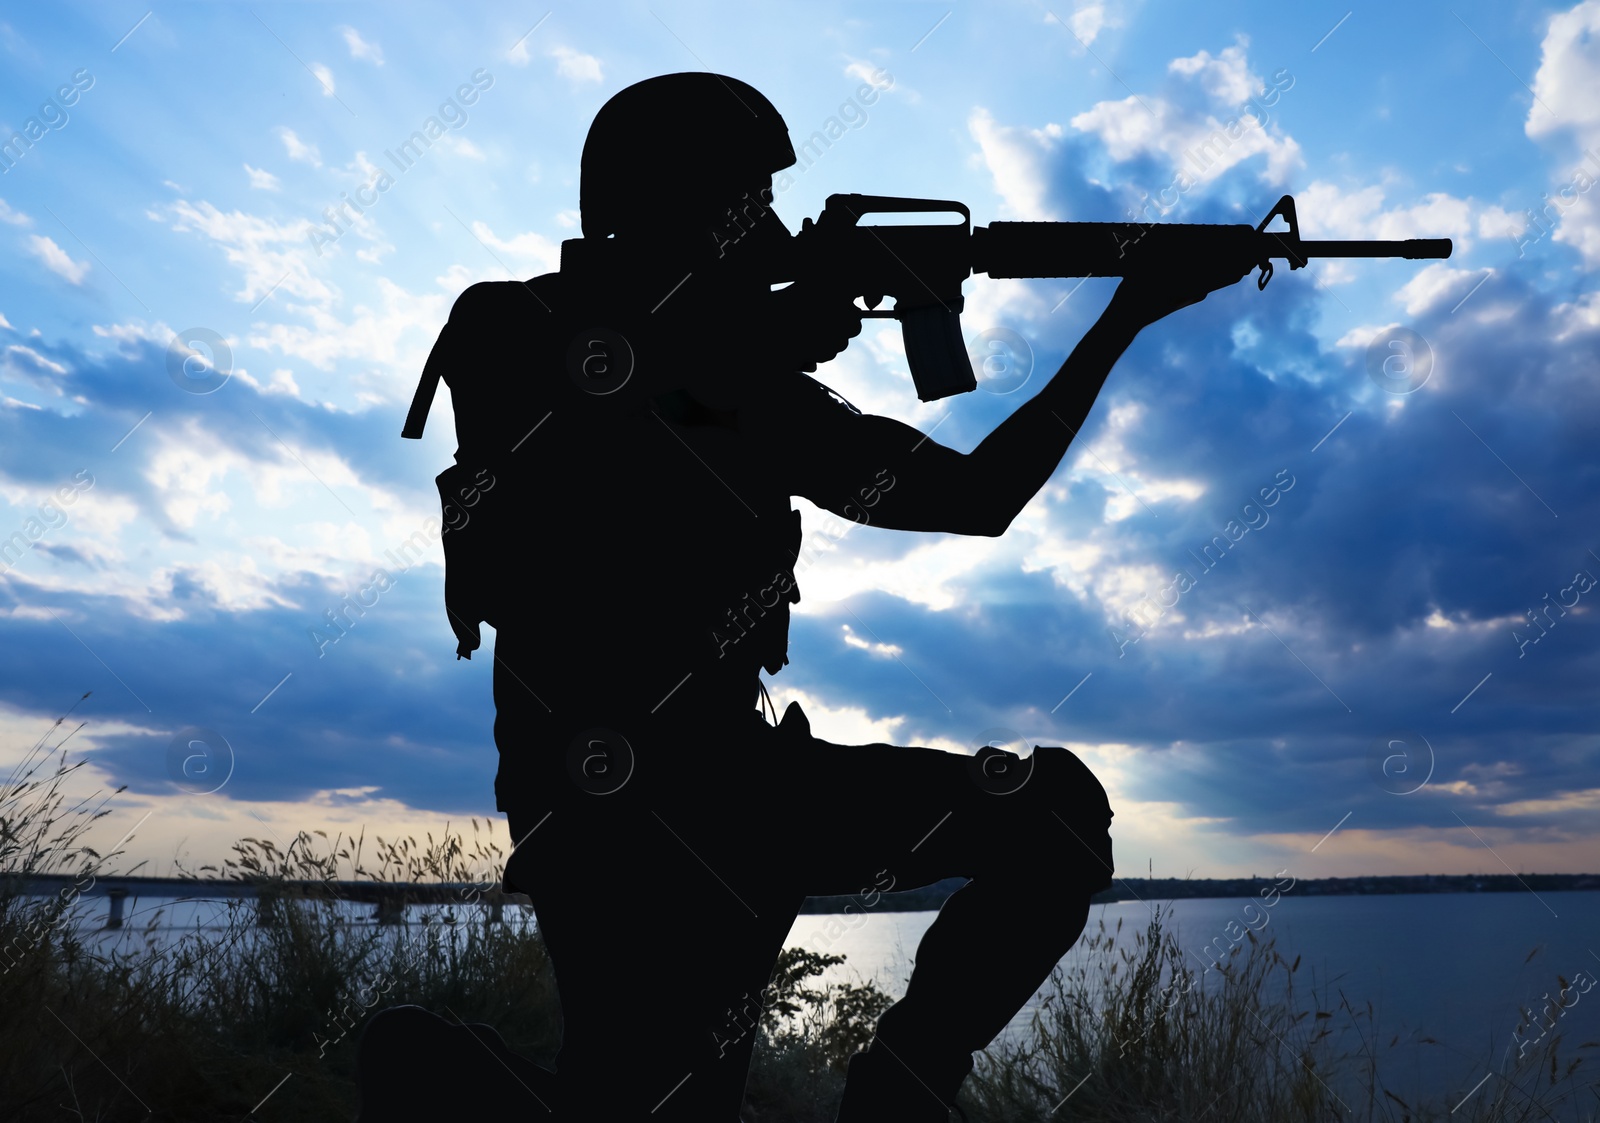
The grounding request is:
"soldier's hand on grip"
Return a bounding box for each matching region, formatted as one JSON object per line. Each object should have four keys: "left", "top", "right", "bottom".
{"left": 766, "top": 280, "right": 864, "bottom": 372}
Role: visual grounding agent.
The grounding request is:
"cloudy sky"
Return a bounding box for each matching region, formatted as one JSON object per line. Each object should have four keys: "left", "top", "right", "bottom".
{"left": 2, "top": 1, "right": 1596, "bottom": 883}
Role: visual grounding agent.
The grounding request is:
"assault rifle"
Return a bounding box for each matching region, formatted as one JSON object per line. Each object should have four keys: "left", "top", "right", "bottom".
{"left": 402, "top": 192, "right": 1453, "bottom": 438}
{"left": 770, "top": 192, "right": 1452, "bottom": 401}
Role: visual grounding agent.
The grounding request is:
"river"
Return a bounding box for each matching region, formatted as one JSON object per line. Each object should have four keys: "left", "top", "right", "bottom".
{"left": 78, "top": 888, "right": 1600, "bottom": 1111}
{"left": 783, "top": 890, "right": 1600, "bottom": 1111}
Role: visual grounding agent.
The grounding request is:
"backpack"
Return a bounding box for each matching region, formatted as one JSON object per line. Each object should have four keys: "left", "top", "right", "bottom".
{"left": 402, "top": 275, "right": 569, "bottom": 658}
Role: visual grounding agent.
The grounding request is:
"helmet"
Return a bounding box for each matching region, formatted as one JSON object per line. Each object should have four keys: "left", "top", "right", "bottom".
{"left": 580, "top": 72, "right": 797, "bottom": 239}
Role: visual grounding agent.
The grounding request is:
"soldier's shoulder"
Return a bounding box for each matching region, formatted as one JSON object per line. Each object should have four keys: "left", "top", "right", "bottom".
{"left": 741, "top": 373, "right": 868, "bottom": 453}
{"left": 449, "top": 274, "right": 565, "bottom": 323}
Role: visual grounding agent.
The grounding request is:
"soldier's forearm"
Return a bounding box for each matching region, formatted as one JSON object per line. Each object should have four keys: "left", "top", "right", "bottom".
{"left": 964, "top": 301, "right": 1147, "bottom": 535}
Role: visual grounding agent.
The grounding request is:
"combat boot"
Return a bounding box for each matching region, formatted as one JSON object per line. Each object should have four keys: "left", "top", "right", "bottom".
{"left": 834, "top": 1045, "right": 973, "bottom": 1122}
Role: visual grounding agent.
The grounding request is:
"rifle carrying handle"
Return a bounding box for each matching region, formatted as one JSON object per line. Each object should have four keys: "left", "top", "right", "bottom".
{"left": 820, "top": 194, "right": 979, "bottom": 402}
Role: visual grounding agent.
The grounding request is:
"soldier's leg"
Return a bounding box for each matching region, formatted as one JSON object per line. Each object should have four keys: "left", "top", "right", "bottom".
{"left": 502, "top": 764, "right": 806, "bottom": 1121}
{"left": 505, "top": 799, "right": 806, "bottom": 1119}
{"left": 869, "top": 746, "right": 1112, "bottom": 1093}
{"left": 760, "top": 726, "right": 1115, "bottom": 1120}
{"left": 497, "top": 703, "right": 1112, "bottom": 1119}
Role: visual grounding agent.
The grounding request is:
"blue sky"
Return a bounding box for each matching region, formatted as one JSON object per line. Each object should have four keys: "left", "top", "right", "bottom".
{"left": 2, "top": 1, "right": 1598, "bottom": 881}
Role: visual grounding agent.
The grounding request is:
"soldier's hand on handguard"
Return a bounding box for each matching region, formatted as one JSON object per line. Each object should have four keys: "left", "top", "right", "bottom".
{"left": 1107, "top": 249, "right": 1257, "bottom": 329}
{"left": 764, "top": 280, "right": 864, "bottom": 372}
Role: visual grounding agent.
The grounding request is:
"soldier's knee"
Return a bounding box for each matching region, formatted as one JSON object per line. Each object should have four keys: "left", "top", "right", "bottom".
{"left": 1013, "top": 746, "right": 1114, "bottom": 893}
{"left": 1008, "top": 745, "right": 1110, "bottom": 821}
{"left": 962, "top": 743, "right": 1114, "bottom": 893}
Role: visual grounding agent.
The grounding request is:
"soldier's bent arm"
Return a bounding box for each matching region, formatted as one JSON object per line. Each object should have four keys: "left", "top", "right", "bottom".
{"left": 776, "top": 299, "right": 1148, "bottom": 538}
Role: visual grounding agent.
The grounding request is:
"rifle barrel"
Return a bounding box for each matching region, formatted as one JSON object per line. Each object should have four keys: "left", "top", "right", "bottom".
{"left": 973, "top": 221, "right": 1452, "bottom": 279}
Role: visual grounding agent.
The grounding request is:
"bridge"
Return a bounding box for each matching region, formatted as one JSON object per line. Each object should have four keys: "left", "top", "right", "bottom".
{"left": 7, "top": 874, "right": 532, "bottom": 929}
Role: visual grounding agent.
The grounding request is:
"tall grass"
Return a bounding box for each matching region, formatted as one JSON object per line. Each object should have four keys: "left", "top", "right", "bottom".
{"left": 958, "top": 910, "right": 1597, "bottom": 1122}
{"left": 2, "top": 722, "right": 1595, "bottom": 1121}
{"left": 0, "top": 709, "right": 564, "bottom": 1120}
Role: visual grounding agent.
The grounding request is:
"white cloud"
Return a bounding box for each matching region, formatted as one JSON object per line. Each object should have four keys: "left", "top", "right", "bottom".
{"left": 790, "top": 318, "right": 944, "bottom": 428}
{"left": 264, "top": 368, "right": 301, "bottom": 396}
{"left": 26, "top": 235, "right": 89, "bottom": 284}
{"left": 162, "top": 557, "right": 299, "bottom": 612}
{"left": 1333, "top": 321, "right": 1403, "bottom": 350}
{"left": 4, "top": 342, "right": 68, "bottom": 378}
{"left": 2, "top": 404, "right": 443, "bottom": 617}
{"left": 0, "top": 197, "right": 31, "bottom": 226}
{"left": 840, "top": 623, "right": 903, "bottom": 658}
{"left": 140, "top": 429, "right": 236, "bottom": 529}
{"left": 1526, "top": 0, "right": 1600, "bottom": 145}
{"left": 311, "top": 62, "right": 337, "bottom": 96}
{"left": 1476, "top": 204, "right": 1527, "bottom": 241}
{"left": 844, "top": 60, "right": 894, "bottom": 90}
{"left": 1065, "top": 39, "right": 1301, "bottom": 191}
{"left": 976, "top": 404, "right": 1221, "bottom": 630}
{"left": 1393, "top": 263, "right": 1488, "bottom": 316}
{"left": 1070, "top": 4, "right": 1106, "bottom": 44}
{"left": 1553, "top": 290, "right": 1600, "bottom": 339}
{"left": 1494, "top": 787, "right": 1600, "bottom": 817}
{"left": 1292, "top": 181, "right": 1475, "bottom": 243}
{"left": 161, "top": 199, "right": 336, "bottom": 307}
{"left": 307, "top": 151, "right": 398, "bottom": 264}
{"left": 1046, "top": 3, "right": 1121, "bottom": 48}
{"left": 1547, "top": 189, "right": 1600, "bottom": 265}
{"left": 961, "top": 275, "right": 1054, "bottom": 338}
{"left": 91, "top": 318, "right": 175, "bottom": 352}
{"left": 1071, "top": 95, "right": 1300, "bottom": 187}
{"left": 338, "top": 25, "right": 384, "bottom": 65}
{"left": 968, "top": 107, "right": 1064, "bottom": 219}
{"left": 142, "top": 416, "right": 373, "bottom": 543}
{"left": 1390, "top": 195, "right": 1473, "bottom": 243}
{"left": 507, "top": 29, "right": 536, "bottom": 66}
{"left": 1524, "top": 1, "right": 1600, "bottom": 264}
{"left": 0, "top": 312, "right": 10, "bottom": 330}
{"left": 1276, "top": 181, "right": 1482, "bottom": 283}
{"left": 276, "top": 126, "right": 322, "bottom": 167}
{"left": 465, "top": 221, "right": 561, "bottom": 275}
{"left": 550, "top": 45, "right": 602, "bottom": 83}
{"left": 1061, "top": 400, "right": 1206, "bottom": 522}
{"left": 756, "top": 686, "right": 940, "bottom": 751}
{"left": 0, "top": 718, "right": 518, "bottom": 874}
{"left": 244, "top": 163, "right": 281, "bottom": 191}
{"left": 246, "top": 277, "right": 451, "bottom": 403}
{"left": 437, "top": 135, "right": 485, "bottom": 161}
{"left": 793, "top": 510, "right": 1023, "bottom": 613}
{"left": 1168, "top": 40, "right": 1256, "bottom": 105}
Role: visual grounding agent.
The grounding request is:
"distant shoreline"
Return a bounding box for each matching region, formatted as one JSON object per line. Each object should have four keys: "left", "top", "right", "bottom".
{"left": 795, "top": 873, "right": 1600, "bottom": 914}
{"left": 15, "top": 871, "right": 1594, "bottom": 921}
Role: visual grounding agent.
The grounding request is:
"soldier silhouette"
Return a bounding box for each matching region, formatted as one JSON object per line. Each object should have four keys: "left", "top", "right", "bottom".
{"left": 379, "top": 72, "right": 1252, "bottom": 1122}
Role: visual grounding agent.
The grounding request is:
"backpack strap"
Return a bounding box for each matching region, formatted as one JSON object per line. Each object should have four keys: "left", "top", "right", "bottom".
{"left": 400, "top": 363, "right": 441, "bottom": 439}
